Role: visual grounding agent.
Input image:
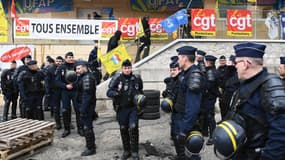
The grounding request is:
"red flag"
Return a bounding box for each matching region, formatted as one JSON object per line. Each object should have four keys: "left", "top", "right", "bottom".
{"left": 11, "top": 0, "right": 18, "bottom": 19}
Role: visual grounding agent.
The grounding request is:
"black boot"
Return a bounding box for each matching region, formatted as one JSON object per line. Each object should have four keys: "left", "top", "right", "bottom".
{"left": 174, "top": 138, "right": 186, "bottom": 160}
{"left": 129, "top": 127, "right": 139, "bottom": 160}
{"left": 76, "top": 113, "right": 84, "bottom": 136}
{"left": 81, "top": 128, "right": 96, "bottom": 156}
{"left": 2, "top": 101, "right": 9, "bottom": 122}
{"left": 62, "top": 110, "right": 71, "bottom": 138}
{"left": 120, "top": 127, "right": 131, "bottom": 160}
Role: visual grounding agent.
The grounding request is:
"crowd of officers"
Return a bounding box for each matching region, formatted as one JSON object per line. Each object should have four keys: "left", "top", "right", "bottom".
{"left": 1, "top": 41, "right": 285, "bottom": 160}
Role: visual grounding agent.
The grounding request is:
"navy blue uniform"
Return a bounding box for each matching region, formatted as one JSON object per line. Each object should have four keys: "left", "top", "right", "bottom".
{"left": 1, "top": 68, "right": 18, "bottom": 121}
{"left": 55, "top": 62, "right": 80, "bottom": 136}
{"left": 13, "top": 65, "right": 28, "bottom": 117}
{"left": 107, "top": 73, "right": 143, "bottom": 158}
{"left": 77, "top": 71, "right": 96, "bottom": 152}
{"left": 173, "top": 65, "right": 202, "bottom": 160}
{"left": 18, "top": 69, "right": 45, "bottom": 120}
{"left": 228, "top": 69, "right": 285, "bottom": 160}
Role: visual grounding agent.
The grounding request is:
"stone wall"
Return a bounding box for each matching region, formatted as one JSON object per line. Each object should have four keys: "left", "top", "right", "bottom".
{"left": 95, "top": 39, "right": 285, "bottom": 111}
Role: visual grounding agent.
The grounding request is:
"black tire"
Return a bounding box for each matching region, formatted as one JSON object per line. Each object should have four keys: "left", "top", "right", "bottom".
{"left": 144, "top": 90, "right": 160, "bottom": 98}
{"left": 143, "top": 105, "right": 160, "bottom": 113}
{"left": 140, "top": 112, "right": 160, "bottom": 120}
{"left": 146, "top": 98, "right": 160, "bottom": 106}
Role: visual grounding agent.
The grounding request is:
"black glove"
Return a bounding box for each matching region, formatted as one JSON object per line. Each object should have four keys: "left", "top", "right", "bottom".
{"left": 176, "top": 132, "right": 187, "bottom": 144}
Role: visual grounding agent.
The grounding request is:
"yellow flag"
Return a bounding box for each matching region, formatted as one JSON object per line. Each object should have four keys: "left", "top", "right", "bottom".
{"left": 247, "top": 0, "right": 256, "bottom": 3}
{"left": 99, "top": 44, "right": 131, "bottom": 74}
{"left": 0, "top": 0, "right": 8, "bottom": 43}
{"left": 136, "top": 18, "right": 144, "bottom": 37}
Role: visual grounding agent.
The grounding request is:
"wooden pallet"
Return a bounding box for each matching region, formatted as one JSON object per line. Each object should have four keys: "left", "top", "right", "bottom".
{"left": 0, "top": 118, "right": 55, "bottom": 160}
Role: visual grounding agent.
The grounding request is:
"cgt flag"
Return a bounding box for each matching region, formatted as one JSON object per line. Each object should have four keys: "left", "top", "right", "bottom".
{"left": 99, "top": 44, "right": 131, "bottom": 74}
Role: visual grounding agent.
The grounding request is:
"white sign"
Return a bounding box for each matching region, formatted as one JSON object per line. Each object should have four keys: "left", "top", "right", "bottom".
{"left": 14, "top": 18, "right": 118, "bottom": 40}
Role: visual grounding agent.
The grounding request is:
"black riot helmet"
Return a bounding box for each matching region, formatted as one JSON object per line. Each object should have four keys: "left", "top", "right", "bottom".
{"left": 133, "top": 94, "right": 147, "bottom": 110}
{"left": 65, "top": 70, "right": 78, "bottom": 83}
{"left": 185, "top": 131, "right": 204, "bottom": 157}
{"left": 213, "top": 120, "right": 247, "bottom": 159}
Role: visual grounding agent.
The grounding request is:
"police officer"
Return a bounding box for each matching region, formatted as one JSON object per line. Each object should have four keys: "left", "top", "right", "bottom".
{"left": 1, "top": 61, "right": 18, "bottom": 121}
{"left": 75, "top": 61, "right": 96, "bottom": 156}
{"left": 18, "top": 60, "right": 45, "bottom": 120}
{"left": 13, "top": 55, "right": 32, "bottom": 117}
{"left": 174, "top": 46, "right": 203, "bottom": 160}
{"left": 161, "top": 56, "right": 181, "bottom": 139}
{"left": 216, "top": 42, "right": 285, "bottom": 159}
{"left": 201, "top": 55, "right": 219, "bottom": 145}
{"left": 278, "top": 57, "right": 285, "bottom": 81}
{"left": 196, "top": 50, "right": 206, "bottom": 73}
{"left": 107, "top": 60, "right": 143, "bottom": 160}
{"left": 55, "top": 52, "right": 82, "bottom": 138}
{"left": 219, "top": 55, "right": 239, "bottom": 120}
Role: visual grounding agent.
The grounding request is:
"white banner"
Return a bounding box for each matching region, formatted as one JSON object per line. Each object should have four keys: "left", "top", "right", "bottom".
{"left": 14, "top": 18, "right": 118, "bottom": 40}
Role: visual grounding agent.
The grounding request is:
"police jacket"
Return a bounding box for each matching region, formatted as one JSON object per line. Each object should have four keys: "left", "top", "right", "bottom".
{"left": 228, "top": 68, "right": 285, "bottom": 160}
{"left": 162, "top": 74, "right": 180, "bottom": 101}
{"left": 216, "top": 65, "right": 228, "bottom": 91}
{"left": 107, "top": 73, "right": 143, "bottom": 109}
{"left": 45, "top": 64, "right": 57, "bottom": 93}
{"left": 1, "top": 68, "right": 16, "bottom": 96}
{"left": 18, "top": 69, "right": 45, "bottom": 99}
{"left": 13, "top": 65, "right": 28, "bottom": 92}
{"left": 174, "top": 65, "right": 202, "bottom": 134}
{"left": 221, "top": 66, "right": 239, "bottom": 107}
{"left": 203, "top": 66, "right": 219, "bottom": 100}
{"left": 55, "top": 62, "right": 76, "bottom": 91}
{"left": 77, "top": 71, "right": 96, "bottom": 113}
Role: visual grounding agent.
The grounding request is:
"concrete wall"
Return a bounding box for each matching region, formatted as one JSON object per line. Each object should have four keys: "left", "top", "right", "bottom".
{"left": 95, "top": 39, "right": 285, "bottom": 112}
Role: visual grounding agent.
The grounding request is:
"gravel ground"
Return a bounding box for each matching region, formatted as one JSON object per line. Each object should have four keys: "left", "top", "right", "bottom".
{"left": 8, "top": 107, "right": 220, "bottom": 160}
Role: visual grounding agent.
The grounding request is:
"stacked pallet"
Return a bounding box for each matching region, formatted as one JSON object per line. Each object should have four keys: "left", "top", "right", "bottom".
{"left": 0, "top": 118, "right": 55, "bottom": 160}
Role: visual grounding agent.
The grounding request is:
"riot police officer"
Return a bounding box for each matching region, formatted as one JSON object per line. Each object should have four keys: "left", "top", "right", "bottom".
{"left": 174, "top": 46, "right": 203, "bottom": 160}
{"left": 278, "top": 57, "right": 285, "bottom": 81}
{"left": 1, "top": 61, "right": 18, "bottom": 121}
{"left": 18, "top": 60, "right": 45, "bottom": 120}
{"left": 13, "top": 55, "right": 31, "bottom": 117}
{"left": 161, "top": 56, "right": 181, "bottom": 139}
{"left": 107, "top": 60, "right": 143, "bottom": 160}
{"left": 55, "top": 52, "right": 82, "bottom": 138}
{"left": 75, "top": 61, "right": 96, "bottom": 156}
{"left": 213, "top": 42, "right": 285, "bottom": 160}
{"left": 201, "top": 55, "right": 219, "bottom": 145}
{"left": 196, "top": 50, "right": 206, "bottom": 73}
{"left": 219, "top": 55, "right": 239, "bottom": 120}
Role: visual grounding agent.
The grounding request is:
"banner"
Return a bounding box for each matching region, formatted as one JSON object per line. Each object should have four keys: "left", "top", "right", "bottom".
{"left": 119, "top": 18, "right": 168, "bottom": 40}
{"left": 227, "top": 9, "right": 252, "bottom": 37}
{"left": 99, "top": 44, "right": 131, "bottom": 74}
{"left": 160, "top": 15, "right": 179, "bottom": 34}
{"left": 14, "top": 18, "right": 117, "bottom": 40}
{"left": 0, "top": 45, "right": 34, "bottom": 69}
{"left": 130, "top": 0, "right": 203, "bottom": 12}
{"left": 191, "top": 9, "right": 216, "bottom": 37}
{"left": 280, "top": 12, "right": 285, "bottom": 40}
{"left": 0, "top": 0, "right": 8, "bottom": 43}
{"left": 15, "top": 0, "right": 73, "bottom": 14}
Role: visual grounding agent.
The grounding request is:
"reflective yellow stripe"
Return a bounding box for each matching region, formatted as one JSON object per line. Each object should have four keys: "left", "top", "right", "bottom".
{"left": 164, "top": 98, "right": 173, "bottom": 111}
{"left": 222, "top": 121, "right": 238, "bottom": 136}
{"left": 137, "top": 95, "right": 143, "bottom": 109}
{"left": 218, "top": 124, "right": 237, "bottom": 151}
{"left": 186, "top": 131, "right": 202, "bottom": 141}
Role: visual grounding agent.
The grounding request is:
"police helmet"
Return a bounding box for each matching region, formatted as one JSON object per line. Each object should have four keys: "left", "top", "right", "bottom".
{"left": 160, "top": 98, "right": 174, "bottom": 113}
{"left": 133, "top": 94, "right": 147, "bottom": 109}
{"left": 213, "top": 120, "right": 247, "bottom": 159}
{"left": 65, "top": 70, "right": 78, "bottom": 83}
{"left": 185, "top": 131, "right": 204, "bottom": 157}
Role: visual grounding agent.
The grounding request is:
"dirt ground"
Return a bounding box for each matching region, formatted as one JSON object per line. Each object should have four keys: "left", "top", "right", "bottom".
{"left": 0, "top": 99, "right": 219, "bottom": 160}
